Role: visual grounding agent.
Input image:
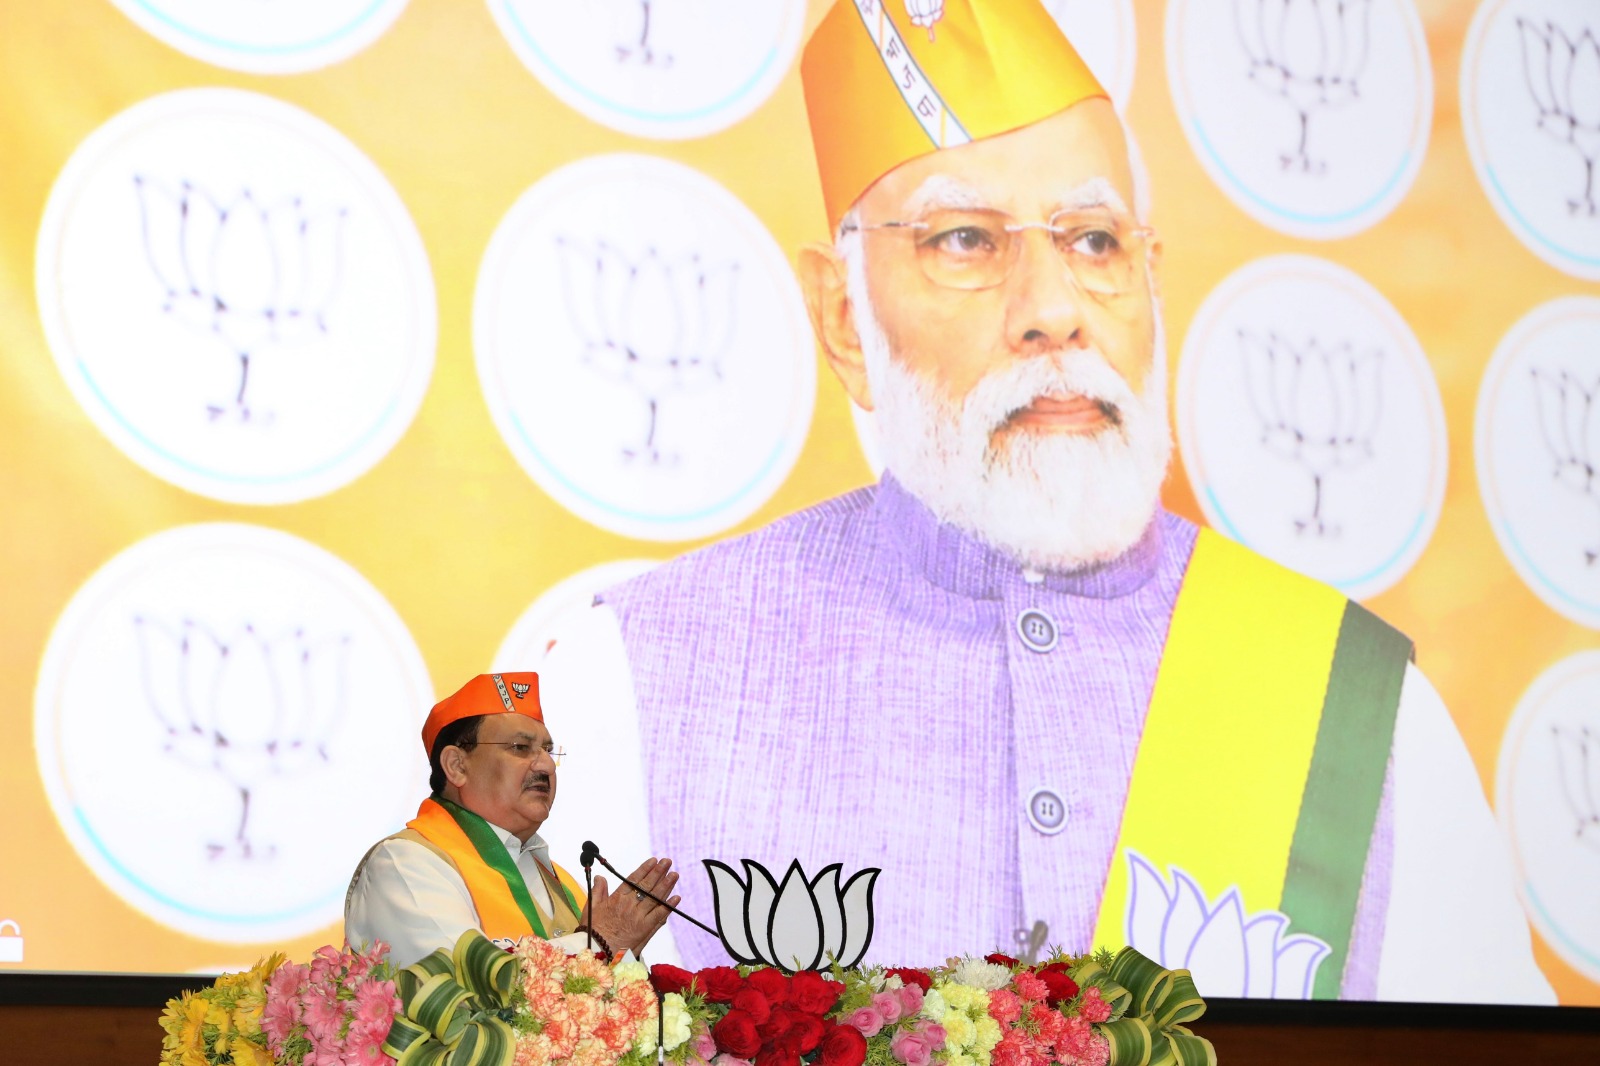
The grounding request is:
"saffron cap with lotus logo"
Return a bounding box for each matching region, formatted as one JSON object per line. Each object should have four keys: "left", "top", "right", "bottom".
{"left": 800, "top": 0, "right": 1106, "bottom": 231}
{"left": 421, "top": 672, "right": 543, "bottom": 754}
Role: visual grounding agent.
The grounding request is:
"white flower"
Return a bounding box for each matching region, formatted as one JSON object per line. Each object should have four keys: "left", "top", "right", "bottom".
{"left": 612, "top": 960, "right": 648, "bottom": 987}
{"left": 919, "top": 988, "right": 948, "bottom": 1022}
{"left": 705, "top": 859, "right": 879, "bottom": 971}
{"left": 949, "top": 959, "right": 1012, "bottom": 991}
{"left": 1123, "top": 851, "right": 1331, "bottom": 999}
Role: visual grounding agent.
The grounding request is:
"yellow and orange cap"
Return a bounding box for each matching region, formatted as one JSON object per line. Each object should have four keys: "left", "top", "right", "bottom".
{"left": 801, "top": 0, "right": 1106, "bottom": 232}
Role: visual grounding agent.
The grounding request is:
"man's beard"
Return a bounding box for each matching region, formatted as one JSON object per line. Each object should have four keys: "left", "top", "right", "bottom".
{"left": 846, "top": 247, "right": 1173, "bottom": 573}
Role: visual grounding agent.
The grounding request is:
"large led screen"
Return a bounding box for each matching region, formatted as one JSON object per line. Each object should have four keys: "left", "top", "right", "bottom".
{"left": 2, "top": 0, "right": 1598, "bottom": 1008}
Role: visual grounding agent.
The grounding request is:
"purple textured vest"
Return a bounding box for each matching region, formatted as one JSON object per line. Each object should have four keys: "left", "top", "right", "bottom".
{"left": 601, "top": 476, "right": 1390, "bottom": 993}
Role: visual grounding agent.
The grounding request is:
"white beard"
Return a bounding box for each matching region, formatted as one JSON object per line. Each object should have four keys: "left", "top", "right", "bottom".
{"left": 843, "top": 236, "right": 1173, "bottom": 573}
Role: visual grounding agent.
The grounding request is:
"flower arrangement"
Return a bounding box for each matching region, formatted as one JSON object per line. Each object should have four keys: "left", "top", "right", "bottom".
{"left": 160, "top": 936, "right": 1210, "bottom": 1066}
{"left": 159, "top": 953, "right": 285, "bottom": 1066}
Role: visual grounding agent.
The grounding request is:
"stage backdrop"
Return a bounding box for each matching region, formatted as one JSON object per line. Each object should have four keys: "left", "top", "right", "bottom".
{"left": 2, "top": 0, "right": 1598, "bottom": 1005}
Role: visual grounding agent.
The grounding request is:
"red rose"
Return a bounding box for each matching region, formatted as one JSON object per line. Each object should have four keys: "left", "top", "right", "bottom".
{"left": 731, "top": 987, "right": 773, "bottom": 1026}
{"left": 818, "top": 1023, "right": 868, "bottom": 1066}
{"left": 768, "top": 1009, "right": 826, "bottom": 1054}
{"left": 788, "top": 970, "right": 844, "bottom": 1015}
{"left": 697, "top": 966, "right": 747, "bottom": 1004}
{"left": 754, "top": 1045, "right": 800, "bottom": 1066}
{"left": 746, "top": 968, "right": 792, "bottom": 1005}
{"left": 712, "top": 1010, "right": 763, "bottom": 1059}
{"left": 984, "top": 953, "right": 1020, "bottom": 968}
{"left": 650, "top": 964, "right": 695, "bottom": 996}
{"left": 885, "top": 967, "right": 932, "bottom": 992}
{"left": 1035, "top": 969, "right": 1079, "bottom": 1007}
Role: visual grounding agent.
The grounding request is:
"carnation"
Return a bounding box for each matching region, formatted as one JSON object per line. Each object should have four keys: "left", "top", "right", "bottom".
{"left": 950, "top": 959, "right": 1013, "bottom": 991}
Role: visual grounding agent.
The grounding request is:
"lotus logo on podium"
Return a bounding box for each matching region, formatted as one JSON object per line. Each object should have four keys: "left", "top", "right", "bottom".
{"left": 705, "top": 860, "right": 879, "bottom": 972}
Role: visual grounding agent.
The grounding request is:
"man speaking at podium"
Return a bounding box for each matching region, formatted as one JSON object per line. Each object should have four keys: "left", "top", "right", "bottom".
{"left": 345, "top": 673, "right": 679, "bottom": 967}
{"left": 540, "top": 0, "right": 1552, "bottom": 1003}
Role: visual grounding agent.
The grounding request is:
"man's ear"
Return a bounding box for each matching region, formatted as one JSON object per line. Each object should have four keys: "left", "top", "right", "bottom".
{"left": 441, "top": 745, "right": 471, "bottom": 790}
{"left": 797, "top": 241, "right": 874, "bottom": 411}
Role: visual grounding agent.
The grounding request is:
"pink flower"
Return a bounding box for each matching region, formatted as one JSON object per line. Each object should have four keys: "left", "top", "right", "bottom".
{"left": 894, "top": 983, "right": 924, "bottom": 1017}
{"left": 987, "top": 988, "right": 1021, "bottom": 1025}
{"left": 890, "top": 1029, "right": 932, "bottom": 1066}
{"left": 845, "top": 1006, "right": 884, "bottom": 1037}
{"left": 870, "top": 991, "right": 904, "bottom": 1024}
{"left": 1010, "top": 972, "right": 1048, "bottom": 1003}
{"left": 1078, "top": 987, "right": 1111, "bottom": 1024}
{"left": 353, "top": 980, "right": 398, "bottom": 1028}
{"left": 712, "top": 1056, "right": 754, "bottom": 1066}
{"left": 691, "top": 1030, "right": 719, "bottom": 1063}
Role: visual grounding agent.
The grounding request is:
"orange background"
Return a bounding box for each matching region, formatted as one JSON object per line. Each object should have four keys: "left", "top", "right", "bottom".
{"left": 0, "top": 0, "right": 1595, "bottom": 1002}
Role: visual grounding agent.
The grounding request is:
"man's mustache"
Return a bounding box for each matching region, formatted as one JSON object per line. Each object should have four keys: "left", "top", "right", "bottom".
{"left": 523, "top": 770, "right": 552, "bottom": 792}
{"left": 999, "top": 394, "right": 1123, "bottom": 430}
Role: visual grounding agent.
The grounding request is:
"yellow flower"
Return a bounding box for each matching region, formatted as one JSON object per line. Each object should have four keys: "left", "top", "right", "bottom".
{"left": 230, "top": 1039, "right": 270, "bottom": 1066}
{"left": 612, "top": 960, "right": 648, "bottom": 986}
{"left": 946, "top": 1052, "right": 975, "bottom": 1066}
{"left": 974, "top": 1016, "right": 1001, "bottom": 1053}
{"left": 937, "top": 982, "right": 984, "bottom": 1013}
{"left": 942, "top": 1011, "right": 976, "bottom": 1049}
{"left": 919, "top": 988, "right": 948, "bottom": 1022}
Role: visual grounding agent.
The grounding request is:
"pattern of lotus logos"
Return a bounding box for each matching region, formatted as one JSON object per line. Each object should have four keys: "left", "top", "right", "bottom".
{"left": 1476, "top": 297, "right": 1600, "bottom": 628}
{"left": 1464, "top": 0, "right": 1600, "bottom": 280}
{"left": 474, "top": 154, "right": 815, "bottom": 542}
{"left": 1496, "top": 651, "right": 1600, "bottom": 980}
{"left": 107, "top": 0, "right": 411, "bottom": 74}
{"left": 35, "top": 89, "right": 436, "bottom": 505}
{"left": 1165, "top": 0, "right": 1433, "bottom": 239}
{"left": 1176, "top": 255, "right": 1447, "bottom": 599}
{"left": 34, "top": 523, "right": 432, "bottom": 943}
{"left": 1123, "top": 852, "right": 1329, "bottom": 999}
{"left": 485, "top": 0, "right": 804, "bottom": 139}
{"left": 1043, "top": 0, "right": 1138, "bottom": 112}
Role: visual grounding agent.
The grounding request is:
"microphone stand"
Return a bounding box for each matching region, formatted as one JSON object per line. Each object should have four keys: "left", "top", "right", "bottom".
{"left": 580, "top": 846, "right": 596, "bottom": 955}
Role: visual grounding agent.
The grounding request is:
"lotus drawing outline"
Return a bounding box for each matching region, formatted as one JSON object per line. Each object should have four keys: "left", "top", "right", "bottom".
{"left": 1234, "top": 0, "right": 1373, "bottom": 174}
{"left": 1239, "top": 328, "right": 1384, "bottom": 538}
{"left": 133, "top": 176, "right": 349, "bottom": 423}
{"left": 704, "top": 858, "right": 879, "bottom": 971}
{"left": 1124, "top": 851, "right": 1330, "bottom": 999}
{"left": 1532, "top": 367, "right": 1600, "bottom": 564}
{"left": 1516, "top": 18, "right": 1600, "bottom": 218}
{"left": 555, "top": 235, "right": 738, "bottom": 465}
{"left": 134, "top": 615, "right": 352, "bottom": 860}
{"left": 1552, "top": 722, "right": 1600, "bottom": 856}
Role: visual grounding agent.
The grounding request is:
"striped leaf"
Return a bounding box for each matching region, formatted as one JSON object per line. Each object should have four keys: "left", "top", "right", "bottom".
{"left": 411, "top": 972, "right": 472, "bottom": 1042}
{"left": 382, "top": 1014, "right": 432, "bottom": 1060}
{"left": 1167, "top": 1026, "right": 1217, "bottom": 1066}
{"left": 447, "top": 1014, "right": 516, "bottom": 1066}
{"left": 1150, "top": 971, "right": 1205, "bottom": 1030}
{"left": 453, "top": 929, "right": 517, "bottom": 1005}
{"left": 1096, "top": 1016, "right": 1152, "bottom": 1066}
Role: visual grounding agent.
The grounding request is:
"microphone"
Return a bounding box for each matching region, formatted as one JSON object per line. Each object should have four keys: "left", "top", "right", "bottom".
{"left": 580, "top": 840, "right": 599, "bottom": 870}
{"left": 589, "top": 845, "right": 720, "bottom": 939}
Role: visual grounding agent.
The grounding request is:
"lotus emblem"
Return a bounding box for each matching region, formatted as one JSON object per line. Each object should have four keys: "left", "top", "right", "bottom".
{"left": 704, "top": 859, "right": 879, "bottom": 971}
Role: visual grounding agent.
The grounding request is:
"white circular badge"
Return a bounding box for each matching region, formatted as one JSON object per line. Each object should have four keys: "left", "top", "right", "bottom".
{"left": 34, "top": 523, "right": 433, "bottom": 943}
{"left": 1165, "top": 0, "right": 1433, "bottom": 239}
{"left": 474, "top": 154, "right": 815, "bottom": 542}
{"left": 1477, "top": 296, "right": 1600, "bottom": 627}
{"left": 1043, "top": 0, "right": 1138, "bottom": 113}
{"left": 1497, "top": 651, "right": 1600, "bottom": 980}
{"left": 107, "top": 0, "right": 411, "bottom": 74}
{"left": 1463, "top": 0, "right": 1600, "bottom": 280}
{"left": 1176, "top": 255, "right": 1447, "bottom": 599}
{"left": 485, "top": 0, "right": 804, "bottom": 139}
{"left": 36, "top": 89, "right": 436, "bottom": 505}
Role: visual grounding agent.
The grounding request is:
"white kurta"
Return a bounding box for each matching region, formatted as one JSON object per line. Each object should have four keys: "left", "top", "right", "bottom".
{"left": 345, "top": 816, "right": 593, "bottom": 968}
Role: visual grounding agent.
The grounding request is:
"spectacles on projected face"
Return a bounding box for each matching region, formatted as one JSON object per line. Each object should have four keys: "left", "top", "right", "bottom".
{"left": 470, "top": 741, "right": 565, "bottom": 766}
{"left": 840, "top": 206, "right": 1154, "bottom": 296}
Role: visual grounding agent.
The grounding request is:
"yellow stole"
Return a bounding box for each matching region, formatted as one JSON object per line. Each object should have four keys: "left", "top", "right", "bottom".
{"left": 1091, "top": 529, "right": 1411, "bottom": 998}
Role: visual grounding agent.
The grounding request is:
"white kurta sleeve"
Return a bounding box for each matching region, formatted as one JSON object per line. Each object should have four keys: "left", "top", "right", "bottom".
{"left": 1377, "top": 663, "right": 1555, "bottom": 1004}
{"left": 536, "top": 601, "right": 681, "bottom": 966}
{"left": 345, "top": 838, "right": 482, "bottom": 969}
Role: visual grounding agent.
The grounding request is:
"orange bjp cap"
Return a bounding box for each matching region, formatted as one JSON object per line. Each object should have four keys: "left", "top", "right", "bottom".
{"left": 800, "top": 0, "right": 1107, "bottom": 233}
{"left": 422, "top": 672, "right": 543, "bottom": 756}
